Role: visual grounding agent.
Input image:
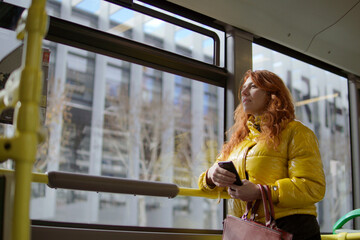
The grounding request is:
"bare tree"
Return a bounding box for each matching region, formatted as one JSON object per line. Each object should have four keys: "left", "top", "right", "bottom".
{"left": 35, "top": 78, "right": 73, "bottom": 172}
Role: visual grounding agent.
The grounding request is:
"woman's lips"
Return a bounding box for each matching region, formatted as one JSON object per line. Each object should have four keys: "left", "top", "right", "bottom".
{"left": 242, "top": 98, "right": 251, "bottom": 104}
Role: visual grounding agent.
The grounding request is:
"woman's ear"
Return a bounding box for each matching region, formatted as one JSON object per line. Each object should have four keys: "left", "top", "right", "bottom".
{"left": 267, "top": 93, "right": 274, "bottom": 104}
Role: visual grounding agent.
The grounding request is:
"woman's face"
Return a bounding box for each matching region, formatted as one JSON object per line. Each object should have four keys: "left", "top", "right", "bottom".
{"left": 241, "top": 77, "right": 269, "bottom": 116}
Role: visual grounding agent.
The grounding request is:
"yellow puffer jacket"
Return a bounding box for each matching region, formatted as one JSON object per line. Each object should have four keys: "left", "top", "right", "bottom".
{"left": 198, "top": 118, "right": 326, "bottom": 223}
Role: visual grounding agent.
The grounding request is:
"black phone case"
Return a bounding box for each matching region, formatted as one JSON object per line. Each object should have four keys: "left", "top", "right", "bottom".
{"left": 218, "top": 161, "right": 243, "bottom": 186}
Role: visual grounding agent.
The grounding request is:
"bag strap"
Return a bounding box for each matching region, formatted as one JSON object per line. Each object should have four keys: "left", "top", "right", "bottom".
{"left": 261, "top": 184, "right": 277, "bottom": 228}
{"left": 245, "top": 185, "right": 277, "bottom": 228}
{"left": 244, "top": 185, "right": 268, "bottom": 223}
{"left": 258, "top": 184, "right": 272, "bottom": 227}
{"left": 243, "top": 202, "right": 251, "bottom": 218}
{"left": 243, "top": 200, "right": 260, "bottom": 220}
{"left": 263, "top": 185, "right": 275, "bottom": 220}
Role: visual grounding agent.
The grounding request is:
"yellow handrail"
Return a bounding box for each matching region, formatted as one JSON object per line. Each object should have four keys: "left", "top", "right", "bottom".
{"left": 178, "top": 187, "right": 230, "bottom": 199}
{"left": 0, "top": 0, "right": 48, "bottom": 240}
{"left": 321, "top": 233, "right": 360, "bottom": 239}
{"left": 0, "top": 168, "right": 48, "bottom": 184}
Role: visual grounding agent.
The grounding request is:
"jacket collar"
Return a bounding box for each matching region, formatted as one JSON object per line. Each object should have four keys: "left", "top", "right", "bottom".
{"left": 246, "top": 115, "right": 261, "bottom": 140}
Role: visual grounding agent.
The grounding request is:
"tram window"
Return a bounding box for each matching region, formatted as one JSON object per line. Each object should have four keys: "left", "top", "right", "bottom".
{"left": 0, "top": 0, "right": 225, "bottom": 228}
{"left": 0, "top": 28, "right": 21, "bottom": 64}
{"left": 252, "top": 43, "right": 352, "bottom": 232}
{"left": 42, "top": 0, "right": 223, "bottom": 66}
{"left": 7, "top": 37, "right": 223, "bottom": 228}
{"left": 5, "top": 0, "right": 224, "bottom": 66}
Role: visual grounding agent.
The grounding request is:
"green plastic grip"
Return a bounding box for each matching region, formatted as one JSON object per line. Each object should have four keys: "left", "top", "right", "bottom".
{"left": 333, "top": 209, "right": 360, "bottom": 234}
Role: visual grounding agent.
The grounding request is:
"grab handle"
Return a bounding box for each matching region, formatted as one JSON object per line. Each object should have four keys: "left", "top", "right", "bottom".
{"left": 333, "top": 209, "right": 360, "bottom": 234}
{"left": 47, "top": 171, "right": 179, "bottom": 198}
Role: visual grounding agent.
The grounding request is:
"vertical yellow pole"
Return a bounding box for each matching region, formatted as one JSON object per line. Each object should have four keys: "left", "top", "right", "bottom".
{"left": 11, "top": 0, "right": 47, "bottom": 240}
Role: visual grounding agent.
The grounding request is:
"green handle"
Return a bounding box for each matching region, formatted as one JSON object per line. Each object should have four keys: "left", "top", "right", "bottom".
{"left": 333, "top": 209, "right": 360, "bottom": 234}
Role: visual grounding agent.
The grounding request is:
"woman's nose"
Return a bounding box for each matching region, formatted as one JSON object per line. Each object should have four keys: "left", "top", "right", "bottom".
{"left": 241, "top": 87, "right": 249, "bottom": 96}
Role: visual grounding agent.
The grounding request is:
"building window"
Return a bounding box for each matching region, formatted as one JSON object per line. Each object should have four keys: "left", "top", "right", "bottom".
{"left": 66, "top": 51, "right": 95, "bottom": 107}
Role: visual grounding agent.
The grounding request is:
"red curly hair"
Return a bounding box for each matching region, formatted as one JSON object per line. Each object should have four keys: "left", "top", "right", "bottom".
{"left": 220, "top": 70, "right": 295, "bottom": 161}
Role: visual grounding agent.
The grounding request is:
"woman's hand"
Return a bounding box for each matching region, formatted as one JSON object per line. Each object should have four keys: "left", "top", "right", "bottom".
{"left": 227, "top": 180, "right": 261, "bottom": 202}
{"left": 207, "top": 163, "right": 237, "bottom": 187}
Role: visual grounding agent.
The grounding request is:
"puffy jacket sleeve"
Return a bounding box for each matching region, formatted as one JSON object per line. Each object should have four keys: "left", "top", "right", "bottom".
{"left": 198, "top": 157, "right": 225, "bottom": 192}
{"left": 270, "top": 123, "right": 326, "bottom": 208}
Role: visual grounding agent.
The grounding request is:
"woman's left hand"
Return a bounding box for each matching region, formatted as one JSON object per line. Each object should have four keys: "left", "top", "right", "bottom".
{"left": 227, "top": 180, "right": 261, "bottom": 202}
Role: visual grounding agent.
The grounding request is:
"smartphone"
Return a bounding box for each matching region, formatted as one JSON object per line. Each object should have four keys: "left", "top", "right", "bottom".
{"left": 218, "top": 161, "right": 243, "bottom": 186}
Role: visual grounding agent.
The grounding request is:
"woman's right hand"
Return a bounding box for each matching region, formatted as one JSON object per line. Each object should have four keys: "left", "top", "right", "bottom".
{"left": 207, "top": 163, "right": 237, "bottom": 187}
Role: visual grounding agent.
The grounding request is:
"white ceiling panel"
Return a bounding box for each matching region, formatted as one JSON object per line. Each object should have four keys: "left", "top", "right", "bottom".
{"left": 167, "top": 0, "right": 360, "bottom": 76}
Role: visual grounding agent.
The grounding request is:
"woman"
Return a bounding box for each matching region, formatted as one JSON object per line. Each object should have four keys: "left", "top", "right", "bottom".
{"left": 198, "top": 70, "right": 326, "bottom": 240}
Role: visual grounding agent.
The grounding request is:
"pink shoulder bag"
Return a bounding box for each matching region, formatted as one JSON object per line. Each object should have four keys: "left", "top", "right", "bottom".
{"left": 222, "top": 184, "right": 293, "bottom": 240}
